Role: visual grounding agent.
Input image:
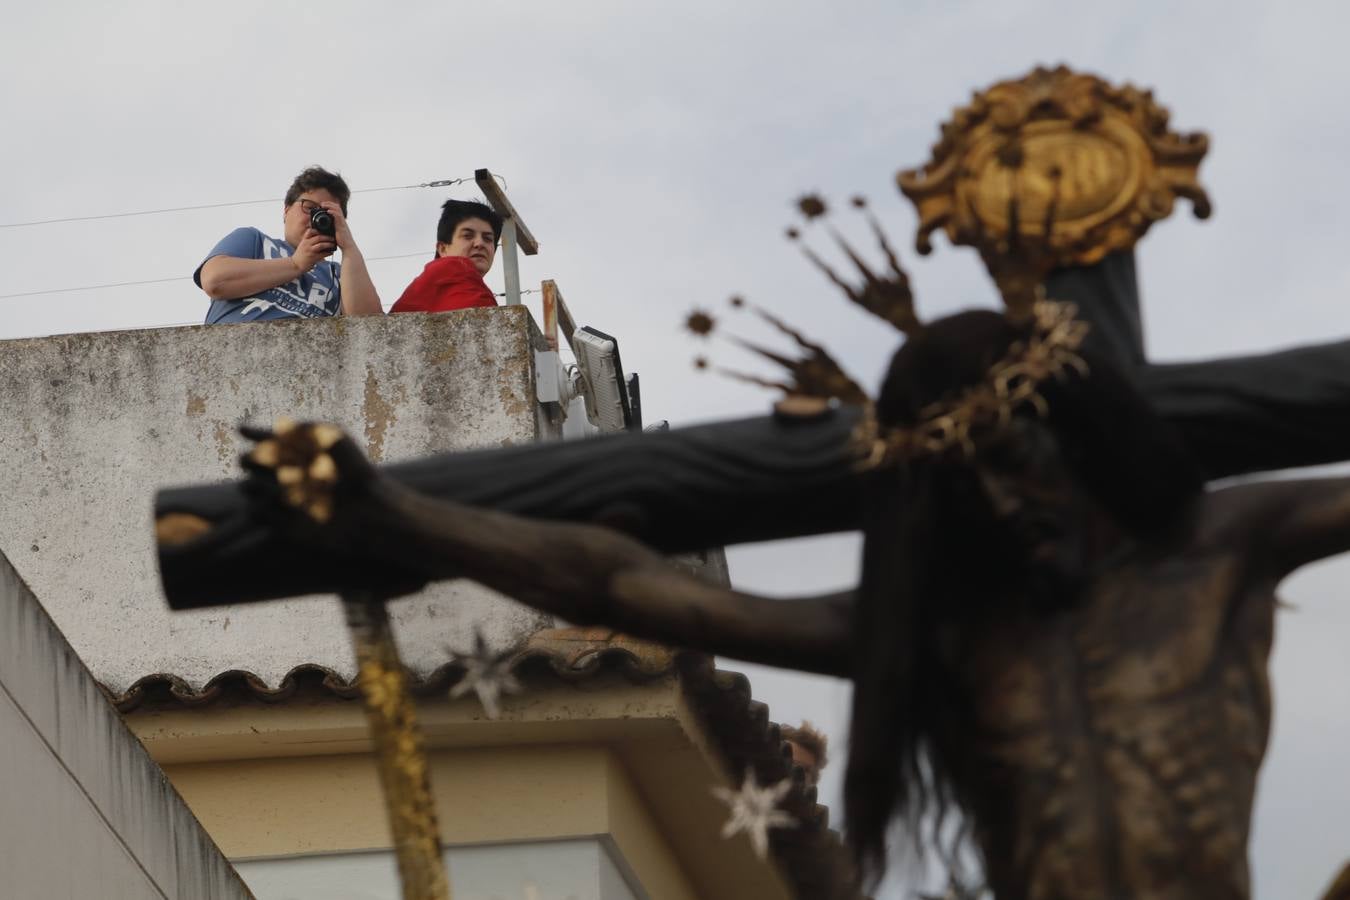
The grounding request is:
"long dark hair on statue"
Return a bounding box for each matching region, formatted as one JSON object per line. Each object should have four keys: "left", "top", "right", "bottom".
{"left": 843, "top": 309, "right": 1204, "bottom": 886}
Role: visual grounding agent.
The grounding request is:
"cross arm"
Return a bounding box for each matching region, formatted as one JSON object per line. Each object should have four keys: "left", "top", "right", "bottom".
{"left": 155, "top": 407, "right": 869, "bottom": 612}
{"left": 158, "top": 421, "right": 856, "bottom": 677}
{"left": 1141, "top": 339, "right": 1350, "bottom": 480}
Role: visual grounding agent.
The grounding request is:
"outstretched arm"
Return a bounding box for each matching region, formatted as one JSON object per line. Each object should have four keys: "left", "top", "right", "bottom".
{"left": 158, "top": 422, "right": 855, "bottom": 677}
{"left": 365, "top": 481, "right": 854, "bottom": 676}
{"left": 1211, "top": 477, "right": 1350, "bottom": 577}
{"left": 1267, "top": 478, "right": 1350, "bottom": 575}
{"left": 155, "top": 406, "right": 869, "bottom": 609}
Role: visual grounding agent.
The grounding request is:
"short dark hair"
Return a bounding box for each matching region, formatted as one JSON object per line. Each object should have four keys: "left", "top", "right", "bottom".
{"left": 437, "top": 199, "right": 504, "bottom": 246}
{"left": 285, "top": 166, "right": 351, "bottom": 217}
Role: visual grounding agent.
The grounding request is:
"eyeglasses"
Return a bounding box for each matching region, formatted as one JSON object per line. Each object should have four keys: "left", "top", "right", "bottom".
{"left": 293, "top": 199, "right": 326, "bottom": 215}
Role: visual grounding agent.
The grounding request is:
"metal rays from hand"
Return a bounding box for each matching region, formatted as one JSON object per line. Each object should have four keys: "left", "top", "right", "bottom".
{"left": 684, "top": 192, "right": 921, "bottom": 408}
{"left": 711, "top": 768, "right": 798, "bottom": 860}
{"left": 447, "top": 629, "right": 522, "bottom": 720}
{"left": 790, "top": 194, "right": 923, "bottom": 337}
{"left": 686, "top": 296, "right": 870, "bottom": 407}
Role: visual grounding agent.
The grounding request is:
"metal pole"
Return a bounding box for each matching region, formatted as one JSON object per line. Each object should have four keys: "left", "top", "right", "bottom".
{"left": 501, "top": 218, "right": 521, "bottom": 306}
{"left": 342, "top": 592, "right": 451, "bottom": 900}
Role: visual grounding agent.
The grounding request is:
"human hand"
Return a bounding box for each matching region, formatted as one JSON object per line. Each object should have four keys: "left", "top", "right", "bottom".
{"left": 320, "top": 200, "right": 356, "bottom": 252}
{"left": 292, "top": 228, "right": 338, "bottom": 272}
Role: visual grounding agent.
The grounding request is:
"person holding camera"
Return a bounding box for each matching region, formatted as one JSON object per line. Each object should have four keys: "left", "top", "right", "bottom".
{"left": 195, "top": 166, "right": 382, "bottom": 324}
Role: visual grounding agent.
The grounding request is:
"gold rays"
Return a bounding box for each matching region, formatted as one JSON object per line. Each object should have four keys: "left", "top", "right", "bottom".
{"left": 683, "top": 191, "right": 919, "bottom": 407}
{"left": 685, "top": 292, "right": 869, "bottom": 406}
{"left": 788, "top": 194, "right": 923, "bottom": 337}
{"left": 898, "top": 64, "right": 1211, "bottom": 314}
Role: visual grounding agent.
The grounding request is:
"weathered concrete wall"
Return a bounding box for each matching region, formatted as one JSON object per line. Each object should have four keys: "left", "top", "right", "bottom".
{"left": 0, "top": 548, "right": 254, "bottom": 899}
{"left": 0, "top": 308, "right": 558, "bottom": 692}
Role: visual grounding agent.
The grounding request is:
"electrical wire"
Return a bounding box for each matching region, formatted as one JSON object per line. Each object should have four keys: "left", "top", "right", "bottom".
{"left": 0, "top": 170, "right": 513, "bottom": 304}
{"left": 0, "top": 251, "right": 436, "bottom": 300}
{"left": 0, "top": 174, "right": 502, "bottom": 230}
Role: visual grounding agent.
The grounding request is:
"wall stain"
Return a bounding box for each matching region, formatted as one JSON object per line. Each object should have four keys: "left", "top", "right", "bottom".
{"left": 212, "top": 421, "right": 234, "bottom": 464}
{"left": 429, "top": 344, "right": 458, "bottom": 366}
{"left": 186, "top": 392, "right": 207, "bottom": 417}
{"left": 497, "top": 379, "right": 531, "bottom": 420}
{"left": 363, "top": 366, "right": 405, "bottom": 463}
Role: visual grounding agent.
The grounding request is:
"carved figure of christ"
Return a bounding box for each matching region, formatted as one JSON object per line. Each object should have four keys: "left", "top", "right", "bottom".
{"left": 155, "top": 412, "right": 1350, "bottom": 899}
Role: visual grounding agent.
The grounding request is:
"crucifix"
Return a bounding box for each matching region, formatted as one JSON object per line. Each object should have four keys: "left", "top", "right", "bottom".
{"left": 154, "top": 67, "right": 1350, "bottom": 898}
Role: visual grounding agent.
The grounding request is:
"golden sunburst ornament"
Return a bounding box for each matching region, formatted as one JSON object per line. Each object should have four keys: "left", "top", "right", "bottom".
{"left": 898, "top": 64, "right": 1211, "bottom": 318}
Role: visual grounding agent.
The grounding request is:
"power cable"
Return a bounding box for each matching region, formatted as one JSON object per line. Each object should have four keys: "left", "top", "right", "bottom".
{"left": 0, "top": 174, "right": 502, "bottom": 230}
{"left": 0, "top": 251, "right": 435, "bottom": 300}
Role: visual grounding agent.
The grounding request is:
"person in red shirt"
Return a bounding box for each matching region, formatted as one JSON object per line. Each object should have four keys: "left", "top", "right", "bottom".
{"left": 390, "top": 200, "right": 503, "bottom": 314}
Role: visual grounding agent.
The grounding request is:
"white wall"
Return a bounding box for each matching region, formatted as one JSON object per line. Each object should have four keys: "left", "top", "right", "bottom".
{"left": 0, "top": 549, "right": 253, "bottom": 899}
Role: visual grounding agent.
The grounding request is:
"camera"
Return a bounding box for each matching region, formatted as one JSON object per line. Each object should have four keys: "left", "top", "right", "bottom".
{"left": 309, "top": 206, "right": 336, "bottom": 238}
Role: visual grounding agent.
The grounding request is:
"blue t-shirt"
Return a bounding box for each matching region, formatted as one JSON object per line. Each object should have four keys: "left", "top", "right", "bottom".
{"left": 195, "top": 227, "right": 342, "bottom": 324}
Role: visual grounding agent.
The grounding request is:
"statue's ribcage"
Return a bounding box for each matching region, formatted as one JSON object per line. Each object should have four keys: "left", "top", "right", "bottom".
{"left": 956, "top": 560, "right": 1273, "bottom": 899}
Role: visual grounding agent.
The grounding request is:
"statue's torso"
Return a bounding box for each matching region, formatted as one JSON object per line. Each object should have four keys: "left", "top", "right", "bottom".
{"left": 947, "top": 543, "right": 1275, "bottom": 900}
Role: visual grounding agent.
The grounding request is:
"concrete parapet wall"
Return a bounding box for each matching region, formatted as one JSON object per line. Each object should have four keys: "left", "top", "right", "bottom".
{"left": 0, "top": 308, "right": 558, "bottom": 692}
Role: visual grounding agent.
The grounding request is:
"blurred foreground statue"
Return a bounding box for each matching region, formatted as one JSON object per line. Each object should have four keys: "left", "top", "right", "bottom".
{"left": 157, "top": 67, "right": 1350, "bottom": 898}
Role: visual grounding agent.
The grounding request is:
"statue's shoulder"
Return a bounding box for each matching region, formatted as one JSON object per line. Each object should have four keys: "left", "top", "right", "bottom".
{"left": 1186, "top": 481, "right": 1290, "bottom": 555}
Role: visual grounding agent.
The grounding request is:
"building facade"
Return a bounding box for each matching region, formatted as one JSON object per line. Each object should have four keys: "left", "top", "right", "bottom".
{"left": 0, "top": 308, "right": 856, "bottom": 898}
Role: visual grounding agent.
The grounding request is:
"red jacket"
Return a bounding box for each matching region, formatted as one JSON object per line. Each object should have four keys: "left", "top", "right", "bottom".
{"left": 390, "top": 255, "right": 497, "bottom": 314}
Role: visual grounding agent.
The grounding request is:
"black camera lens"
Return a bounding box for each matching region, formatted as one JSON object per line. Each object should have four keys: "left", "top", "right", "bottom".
{"left": 310, "top": 207, "right": 336, "bottom": 238}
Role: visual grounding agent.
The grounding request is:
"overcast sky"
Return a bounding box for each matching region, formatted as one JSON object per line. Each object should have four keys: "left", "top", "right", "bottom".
{"left": 3, "top": 2, "right": 1349, "bottom": 897}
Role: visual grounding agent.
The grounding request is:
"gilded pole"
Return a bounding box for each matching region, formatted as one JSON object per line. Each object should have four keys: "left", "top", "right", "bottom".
{"left": 209, "top": 420, "right": 451, "bottom": 899}
{"left": 343, "top": 592, "right": 451, "bottom": 900}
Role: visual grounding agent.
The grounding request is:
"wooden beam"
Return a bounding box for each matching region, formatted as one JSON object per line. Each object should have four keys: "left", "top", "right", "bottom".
{"left": 541, "top": 280, "right": 577, "bottom": 352}
{"left": 475, "top": 168, "right": 539, "bottom": 255}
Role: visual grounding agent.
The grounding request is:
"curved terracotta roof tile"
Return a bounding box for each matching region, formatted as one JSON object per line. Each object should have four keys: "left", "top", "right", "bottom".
{"left": 106, "top": 626, "right": 863, "bottom": 898}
